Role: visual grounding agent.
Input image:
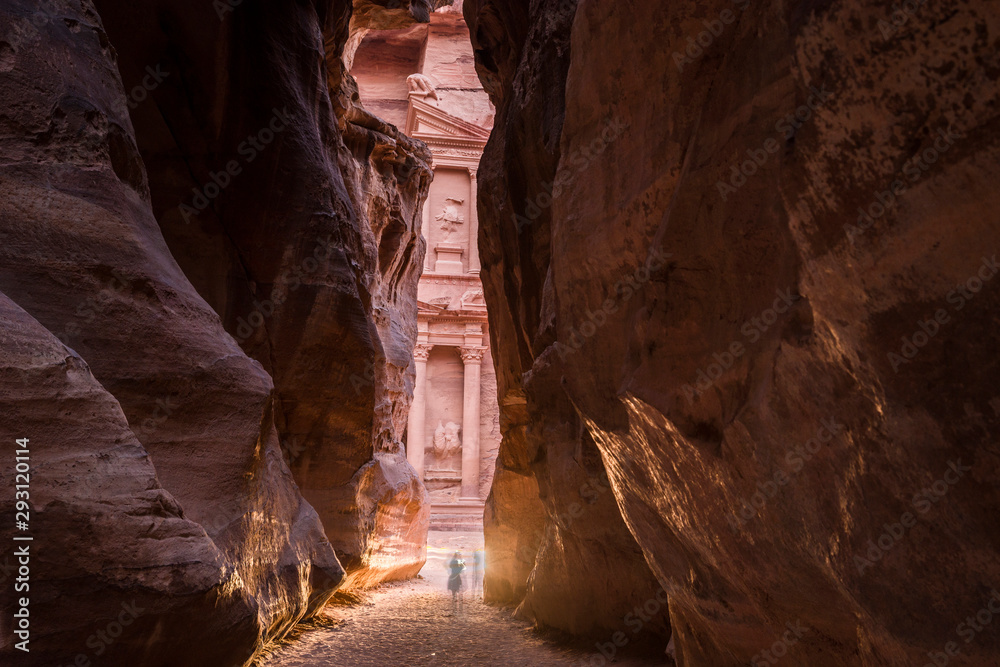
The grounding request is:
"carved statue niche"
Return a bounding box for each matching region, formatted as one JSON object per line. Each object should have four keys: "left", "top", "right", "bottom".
{"left": 432, "top": 420, "right": 462, "bottom": 466}
{"left": 435, "top": 198, "right": 465, "bottom": 242}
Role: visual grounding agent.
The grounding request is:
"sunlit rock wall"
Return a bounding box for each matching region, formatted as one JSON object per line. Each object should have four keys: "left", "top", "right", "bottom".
{"left": 467, "top": 0, "right": 1000, "bottom": 664}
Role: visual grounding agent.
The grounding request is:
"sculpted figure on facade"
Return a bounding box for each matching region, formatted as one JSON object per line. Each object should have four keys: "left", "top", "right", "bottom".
{"left": 443, "top": 421, "right": 462, "bottom": 458}
{"left": 435, "top": 197, "right": 465, "bottom": 241}
{"left": 433, "top": 421, "right": 447, "bottom": 458}
{"left": 432, "top": 420, "right": 462, "bottom": 463}
{"left": 406, "top": 73, "right": 438, "bottom": 100}
{"left": 460, "top": 288, "right": 485, "bottom": 308}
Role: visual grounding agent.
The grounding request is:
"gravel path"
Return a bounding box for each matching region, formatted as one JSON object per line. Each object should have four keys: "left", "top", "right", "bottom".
{"left": 260, "top": 531, "right": 665, "bottom": 667}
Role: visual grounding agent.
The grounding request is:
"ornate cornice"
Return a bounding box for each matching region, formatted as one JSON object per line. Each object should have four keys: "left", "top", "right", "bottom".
{"left": 424, "top": 142, "right": 486, "bottom": 153}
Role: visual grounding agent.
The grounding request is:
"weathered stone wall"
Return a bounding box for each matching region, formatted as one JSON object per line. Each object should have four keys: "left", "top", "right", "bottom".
{"left": 467, "top": 0, "right": 1000, "bottom": 664}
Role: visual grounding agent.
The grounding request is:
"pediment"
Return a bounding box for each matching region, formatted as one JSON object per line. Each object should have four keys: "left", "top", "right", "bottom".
{"left": 417, "top": 298, "right": 450, "bottom": 314}
{"left": 405, "top": 98, "right": 490, "bottom": 144}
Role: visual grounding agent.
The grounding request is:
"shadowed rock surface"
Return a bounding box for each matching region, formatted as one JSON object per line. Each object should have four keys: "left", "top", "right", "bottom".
{"left": 467, "top": 0, "right": 1000, "bottom": 664}
{"left": 0, "top": 0, "right": 343, "bottom": 663}
{"left": 0, "top": 0, "right": 444, "bottom": 663}
{"left": 0, "top": 294, "right": 265, "bottom": 666}
{"left": 92, "top": 0, "right": 436, "bottom": 585}
{"left": 465, "top": 0, "right": 671, "bottom": 646}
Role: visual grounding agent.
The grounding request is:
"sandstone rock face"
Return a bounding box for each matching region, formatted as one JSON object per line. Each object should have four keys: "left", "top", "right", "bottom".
{"left": 0, "top": 0, "right": 343, "bottom": 663}
{"left": 0, "top": 295, "right": 261, "bottom": 666}
{"left": 92, "top": 0, "right": 435, "bottom": 586}
{"left": 467, "top": 0, "right": 1000, "bottom": 664}
{"left": 465, "top": 0, "right": 671, "bottom": 645}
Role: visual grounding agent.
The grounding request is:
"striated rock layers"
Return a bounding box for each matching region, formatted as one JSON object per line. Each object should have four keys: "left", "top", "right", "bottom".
{"left": 467, "top": 0, "right": 1000, "bottom": 665}
{"left": 92, "top": 0, "right": 435, "bottom": 586}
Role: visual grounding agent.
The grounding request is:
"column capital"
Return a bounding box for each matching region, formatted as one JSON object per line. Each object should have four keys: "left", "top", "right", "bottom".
{"left": 460, "top": 346, "right": 486, "bottom": 363}
{"left": 414, "top": 343, "right": 433, "bottom": 361}
{"left": 467, "top": 166, "right": 478, "bottom": 180}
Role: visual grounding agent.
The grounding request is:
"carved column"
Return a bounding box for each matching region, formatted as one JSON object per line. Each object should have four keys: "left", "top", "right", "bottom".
{"left": 459, "top": 346, "right": 485, "bottom": 499}
{"left": 468, "top": 167, "right": 480, "bottom": 274}
{"left": 422, "top": 168, "right": 434, "bottom": 271}
{"left": 407, "top": 343, "right": 433, "bottom": 477}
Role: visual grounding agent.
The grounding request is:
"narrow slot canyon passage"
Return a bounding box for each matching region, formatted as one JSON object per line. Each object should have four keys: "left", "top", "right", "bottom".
{"left": 1, "top": 1, "right": 999, "bottom": 666}
{"left": 260, "top": 531, "right": 660, "bottom": 667}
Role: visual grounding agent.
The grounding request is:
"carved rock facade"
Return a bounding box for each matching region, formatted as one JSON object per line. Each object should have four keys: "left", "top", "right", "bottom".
{"left": 353, "top": 8, "right": 502, "bottom": 527}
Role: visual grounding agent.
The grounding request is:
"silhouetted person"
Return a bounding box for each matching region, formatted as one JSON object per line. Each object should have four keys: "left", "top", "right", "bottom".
{"left": 448, "top": 551, "right": 465, "bottom": 612}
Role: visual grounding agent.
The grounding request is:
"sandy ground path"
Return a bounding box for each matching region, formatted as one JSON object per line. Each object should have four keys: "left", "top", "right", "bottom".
{"left": 260, "top": 531, "right": 665, "bottom": 667}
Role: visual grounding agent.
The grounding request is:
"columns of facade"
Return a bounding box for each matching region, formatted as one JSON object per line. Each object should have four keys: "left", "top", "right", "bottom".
{"left": 407, "top": 343, "right": 433, "bottom": 476}
{"left": 459, "top": 346, "right": 484, "bottom": 499}
{"left": 468, "top": 167, "right": 480, "bottom": 274}
{"left": 422, "top": 169, "right": 434, "bottom": 271}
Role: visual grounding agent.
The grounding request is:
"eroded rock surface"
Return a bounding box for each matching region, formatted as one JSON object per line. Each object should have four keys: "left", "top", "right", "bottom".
{"left": 465, "top": 0, "right": 671, "bottom": 646}
{"left": 467, "top": 0, "right": 1000, "bottom": 664}
{"left": 0, "top": 294, "right": 262, "bottom": 666}
{"left": 92, "top": 0, "right": 435, "bottom": 585}
{"left": 0, "top": 0, "right": 342, "bottom": 663}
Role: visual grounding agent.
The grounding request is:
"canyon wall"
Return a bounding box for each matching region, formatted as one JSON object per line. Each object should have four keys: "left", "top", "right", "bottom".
{"left": 0, "top": 0, "right": 435, "bottom": 664}
{"left": 465, "top": 0, "right": 671, "bottom": 646}
{"left": 0, "top": 0, "right": 342, "bottom": 663}
{"left": 0, "top": 295, "right": 281, "bottom": 666}
{"left": 92, "top": 0, "right": 436, "bottom": 585}
{"left": 467, "top": 0, "right": 1000, "bottom": 665}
